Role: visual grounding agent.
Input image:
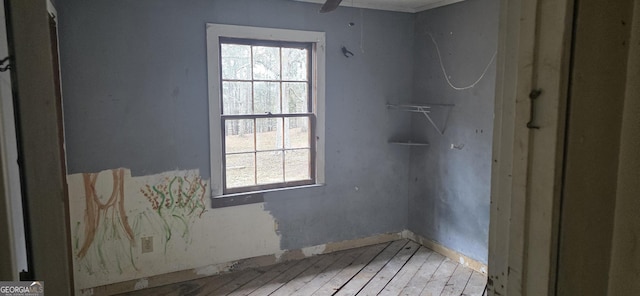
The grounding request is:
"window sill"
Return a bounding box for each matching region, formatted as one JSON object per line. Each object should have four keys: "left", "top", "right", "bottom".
{"left": 210, "top": 183, "right": 326, "bottom": 209}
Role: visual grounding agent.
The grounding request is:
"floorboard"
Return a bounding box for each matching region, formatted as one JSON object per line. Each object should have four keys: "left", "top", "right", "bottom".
{"left": 334, "top": 240, "right": 409, "bottom": 296}
{"left": 117, "top": 240, "right": 486, "bottom": 296}
{"left": 270, "top": 251, "right": 344, "bottom": 295}
{"left": 461, "top": 271, "right": 487, "bottom": 296}
{"left": 357, "top": 241, "right": 420, "bottom": 295}
{"left": 440, "top": 265, "right": 473, "bottom": 296}
{"left": 291, "top": 247, "right": 366, "bottom": 296}
{"left": 247, "top": 256, "right": 324, "bottom": 295}
{"left": 399, "top": 252, "right": 446, "bottom": 295}
{"left": 378, "top": 247, "right": 433, "bottom": 295}
{"left": 310, "top": 242, "right": 390, "bottom": 295}
{"left": 228, "top": 260, "right": 300, "bottom": 296}
{"left": 420, "top": 258, "right": 458, "bottom": 296}
{"left": 212, "top": 267, "right": 271, "bottom": 295}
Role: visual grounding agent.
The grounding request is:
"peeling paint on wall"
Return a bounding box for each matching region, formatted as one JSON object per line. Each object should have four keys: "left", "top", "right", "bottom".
{"left": 67, "top": 168, "right": 282, "bottom": 292}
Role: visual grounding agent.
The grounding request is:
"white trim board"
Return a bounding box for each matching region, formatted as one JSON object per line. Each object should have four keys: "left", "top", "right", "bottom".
{"left": 488, "top": 0, "right": 574, "bottom": 294}
{"left": 291, "top": 0, "right": 466, "bottom": 13}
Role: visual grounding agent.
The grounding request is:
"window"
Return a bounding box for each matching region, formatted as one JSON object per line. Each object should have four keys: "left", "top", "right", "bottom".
{"left": 220, "top": 39, "right": 314, "bottom": 193}
{"left": 207, "top": 24, "right": 325, "bottom": 197}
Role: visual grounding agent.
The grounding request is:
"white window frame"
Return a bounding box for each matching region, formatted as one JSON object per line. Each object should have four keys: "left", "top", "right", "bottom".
{"left": 207, "top": 24, "right": 325, "bottom": 197}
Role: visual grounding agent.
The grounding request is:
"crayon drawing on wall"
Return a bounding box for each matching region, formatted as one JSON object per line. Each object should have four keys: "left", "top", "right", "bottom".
{"left": 72, "top": 168, "right": 206, "bottom": 276}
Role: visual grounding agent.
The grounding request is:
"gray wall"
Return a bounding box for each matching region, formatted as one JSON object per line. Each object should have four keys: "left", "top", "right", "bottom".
{"left": 57, "top": 0, "right": 414, "bottom": 250}
{"left": 408, "top": 0, "right": 498, "bottom": 263}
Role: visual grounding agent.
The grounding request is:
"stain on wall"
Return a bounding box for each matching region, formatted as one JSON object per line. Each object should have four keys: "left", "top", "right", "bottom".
{"left": 408, "top": 0, "right": 499, "bottom": 264}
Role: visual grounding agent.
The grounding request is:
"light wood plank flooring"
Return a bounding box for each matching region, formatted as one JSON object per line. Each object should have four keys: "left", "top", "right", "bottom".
{"left": 120, "top": 239, "right": 486, "bottom": 296}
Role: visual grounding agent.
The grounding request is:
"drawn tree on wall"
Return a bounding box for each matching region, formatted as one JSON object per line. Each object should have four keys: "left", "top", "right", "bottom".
{"left": 77, "top": 169, "right": 135, "bottom": 259}
{"left": 75, "top": 168, "right": 140, "bottom": 274}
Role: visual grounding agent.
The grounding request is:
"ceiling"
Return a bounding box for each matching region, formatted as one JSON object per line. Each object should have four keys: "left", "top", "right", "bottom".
{"left": 292, "top": 0, "right": 466, "bottom": 13}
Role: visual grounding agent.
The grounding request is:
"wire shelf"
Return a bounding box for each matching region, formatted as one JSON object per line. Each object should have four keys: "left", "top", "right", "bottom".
{"left": 387, "top": 103, "right": 454, "bottom": 135}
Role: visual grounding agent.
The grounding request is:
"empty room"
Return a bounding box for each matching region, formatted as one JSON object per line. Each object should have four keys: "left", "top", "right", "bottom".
{"left": 2, "top": 0, "right": 638, "bottom": 295}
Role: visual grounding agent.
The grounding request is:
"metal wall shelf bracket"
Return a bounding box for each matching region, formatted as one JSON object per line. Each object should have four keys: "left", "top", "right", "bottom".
{"left": 387, "top": 103, "right": 455, "bottom": 135}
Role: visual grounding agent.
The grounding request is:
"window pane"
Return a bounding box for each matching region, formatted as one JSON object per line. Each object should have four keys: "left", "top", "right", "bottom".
{"left": 256, "top": 151, "right": 283, "bottom": 184}
{"left": 253, "top": 46, "right": 280, "bottom": 80}
{"left": 282, "top": 48, "right": 308, "bottom": 81}
{"left": 254, "top": 82, "right": 280, "bottom": 114}
{"left": 221, "top": 44, "right": 252, "bottom": 80}
{"left": 222, "top": 81, "right": 252, "bottom": 115}
{"left": 256, "top": 118, "right": 283, "bottom": 151}
{"left": 226, "top": 153, "right": 255, "bottom": 188}
{"left": 225, "top": 119, "right": 254, "bottom": 153}
{"left": 285, "top": 149, "right": 310, "bottom": 182}
{"left": 283, "top": 82, "right": 308, "bottom": 113}
{"left": 284, "top": 117, "right": 310, "bottom": 149}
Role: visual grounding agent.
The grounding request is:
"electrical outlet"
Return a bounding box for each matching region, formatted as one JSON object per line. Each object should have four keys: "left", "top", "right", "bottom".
{"left": 141, "top": 237, "right": 153, "bottom": 253}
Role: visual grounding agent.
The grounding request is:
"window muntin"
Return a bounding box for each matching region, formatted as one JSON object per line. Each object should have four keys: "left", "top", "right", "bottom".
{"left": 219, "top": 38, "right": 315, "bottom": 194}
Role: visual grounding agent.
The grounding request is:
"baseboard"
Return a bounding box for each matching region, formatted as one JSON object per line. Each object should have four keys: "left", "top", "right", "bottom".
{"left": 402, "top": 230, "right": 488, "bottom": 274}
{"left": 80, "top": 232, "right": 403, "bottom": 295}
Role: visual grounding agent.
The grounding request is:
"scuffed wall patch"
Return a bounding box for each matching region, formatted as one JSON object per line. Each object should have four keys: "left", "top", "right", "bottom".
{"left": 194, "top": 264, "right": 231, "bottom": 277}
{"left": 301, "top": 244, "right": 326, "bottom": 257}
{"left": 133, "top": 278, "right": 148, "bottom": 290}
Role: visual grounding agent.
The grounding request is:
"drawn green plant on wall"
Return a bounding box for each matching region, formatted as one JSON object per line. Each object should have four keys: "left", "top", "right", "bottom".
{"left": 140, "top": 175, "right": 207, "bottom": 252}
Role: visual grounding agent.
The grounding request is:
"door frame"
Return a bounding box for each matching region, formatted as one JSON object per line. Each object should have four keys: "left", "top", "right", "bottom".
{"left": 4, "top": 0, "right": 73, "bottom": 294}
{"left": 0, "top": 0, "right": 23, "bottom": 281}
{"left": 489, "top": 0, "right": 574, "bottom": 295}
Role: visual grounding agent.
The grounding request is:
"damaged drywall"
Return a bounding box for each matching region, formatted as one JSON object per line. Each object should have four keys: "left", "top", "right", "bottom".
{"left": 67, "top": 168, "right": 282, "bottom": 290}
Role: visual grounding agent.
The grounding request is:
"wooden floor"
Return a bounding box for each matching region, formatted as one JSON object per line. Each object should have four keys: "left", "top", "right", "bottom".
{"left": 120, "top": 240, "right": 486, "bottom": 296}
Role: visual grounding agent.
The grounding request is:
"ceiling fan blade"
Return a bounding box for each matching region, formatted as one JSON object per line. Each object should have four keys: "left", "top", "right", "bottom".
{"left": 320, "top": 0, "right": 343, "bottom": 13}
